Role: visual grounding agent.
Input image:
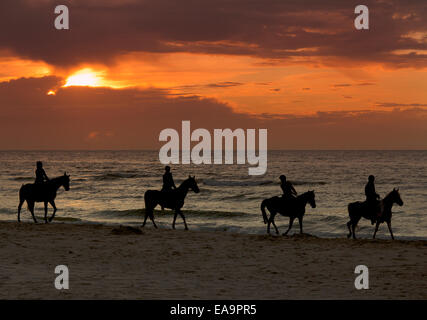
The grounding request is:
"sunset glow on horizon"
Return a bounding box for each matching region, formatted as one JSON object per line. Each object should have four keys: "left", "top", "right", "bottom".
{"left": 0, "top": 0, "right": 425, "bottom": 150}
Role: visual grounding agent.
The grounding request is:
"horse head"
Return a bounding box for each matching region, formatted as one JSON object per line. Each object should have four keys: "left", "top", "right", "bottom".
{"left": 307, "top": 190, "right": 316, "bottom": 208}
{"left": 187, "top": 175, "right": 200, "bottom": 193}
{"left": 392, "top": 188, "right": 403, "bottom": 206}
{"left": 63, "top": 172, "right": 70, "bottom": 191}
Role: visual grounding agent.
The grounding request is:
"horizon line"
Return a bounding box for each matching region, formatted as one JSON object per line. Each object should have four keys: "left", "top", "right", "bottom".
{"left": 0, "top": 149, "right": 426, "bottom": 152}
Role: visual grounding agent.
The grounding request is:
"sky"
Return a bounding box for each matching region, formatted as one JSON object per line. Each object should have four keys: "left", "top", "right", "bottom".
{"left": 0, "top": 0, "right": 426, "bottom": 150}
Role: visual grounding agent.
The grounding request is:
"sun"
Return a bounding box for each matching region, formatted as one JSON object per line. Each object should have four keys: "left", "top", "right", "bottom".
{"left": 63, "top": 68, "right": 103, "bottom": 87}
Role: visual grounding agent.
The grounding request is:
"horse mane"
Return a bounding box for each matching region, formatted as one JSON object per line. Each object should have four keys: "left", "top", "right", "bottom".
{"left": 50, "top": 175, "right": 66, "bottom": 182}
{"left": 383, "top": 189, "right": 398, "bottom": 202}
{"left": 177, "top": 177, "right": 191, "bottom": 190}
{"left": 298, "top": 190, "right": 313, "bottom": 199}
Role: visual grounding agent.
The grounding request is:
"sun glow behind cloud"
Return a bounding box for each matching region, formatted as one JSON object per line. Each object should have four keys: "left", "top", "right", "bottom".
{"left": 63, "top": 68, "right": 103, "bottom": 87}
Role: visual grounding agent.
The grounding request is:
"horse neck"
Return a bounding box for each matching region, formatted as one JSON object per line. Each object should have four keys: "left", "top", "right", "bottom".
{"left": 177, "top": 180, "right": 190, "bottom": 197}
{"left": 50, "top": 176, "right": 64, "bottom": 191}
{"left": 382, "top": 192, "right": 395, "bottom": 209}
{"left": 297, "top": 192, "right": 310, "bottom": 206}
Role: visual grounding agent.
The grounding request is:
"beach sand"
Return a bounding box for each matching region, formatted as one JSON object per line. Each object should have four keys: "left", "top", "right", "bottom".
{"left": 0, "top": 221, "right": 426, "bottom": 299}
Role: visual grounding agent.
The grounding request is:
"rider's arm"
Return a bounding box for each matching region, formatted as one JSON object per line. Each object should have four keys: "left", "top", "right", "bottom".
{"left": 291, "top": 184, "right": 297, "bottom": 195}
{"left": 42, "top": 169, "right": 49, "bottom": 180}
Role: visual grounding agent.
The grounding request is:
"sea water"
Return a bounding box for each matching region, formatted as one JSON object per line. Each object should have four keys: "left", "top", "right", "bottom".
{"left": 0, "top": 150, "right": 425, "bottom": 239}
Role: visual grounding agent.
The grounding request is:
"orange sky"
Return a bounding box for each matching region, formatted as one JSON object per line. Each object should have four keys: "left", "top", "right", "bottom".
{"left": 0, "top": 0, "right": 426, "bottom": 149}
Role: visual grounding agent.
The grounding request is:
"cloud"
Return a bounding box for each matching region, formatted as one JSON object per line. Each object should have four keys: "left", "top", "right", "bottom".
{"left": 206, "top": 82, "right": 243, "bottom": 88}
{"left": 0, "top": 0, "right": 425, "bottom": 68}
{"left": 375, "top": 102, "right": 427, "bottom": 108}
{"left": 0, "top": 76, "right": 426, "bottom": 150}
{"left": 333, "top": 84, "right": 352, "bottom": 87}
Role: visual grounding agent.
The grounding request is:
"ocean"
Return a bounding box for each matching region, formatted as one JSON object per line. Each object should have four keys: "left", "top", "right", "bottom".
{"left": 0, "top": 150, "right": 426, "bottom": 239}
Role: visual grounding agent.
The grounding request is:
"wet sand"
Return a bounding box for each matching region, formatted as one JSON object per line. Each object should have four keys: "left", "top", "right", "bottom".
{"left": 0, "top": 221, "right": 426, "bottom": 299}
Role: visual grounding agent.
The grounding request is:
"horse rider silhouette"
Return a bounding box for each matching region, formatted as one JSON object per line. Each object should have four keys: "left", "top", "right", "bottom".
{"left": 280, "top": 175, "right": 297, "bottom": 201}
{"left": 365, "top": 175, "right": 381, "bottom": 224}
{"left": 160, "top": 166, "right": 176, "bottom": 210}
{"left": 35, "top": 161, "right": 49, "bottom": 184}
{"left": 161, "top": 166, "right": 176, "bottom": 192}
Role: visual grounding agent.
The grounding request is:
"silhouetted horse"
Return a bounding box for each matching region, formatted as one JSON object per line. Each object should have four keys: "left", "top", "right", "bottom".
{"left": 347, "top": 188, "right": 403, "bottom": 240}
{"left": 261, "top": 191, "right": 316, "bottom": 235}
{"left": 18, "top": 172, "right": 70, "bottom": 223}
{"left": 143, "top": 176, "right": 200, "bottom": 230}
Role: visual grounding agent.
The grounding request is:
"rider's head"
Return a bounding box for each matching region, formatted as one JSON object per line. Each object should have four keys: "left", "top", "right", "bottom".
{"left": 279, "top": 175, "right": 286, "bottom": 182}
{"left": 368, "top": 175, "right": 375, "bottom": 182}
{"left": 36, "top": 161, "right": 43, "bottom": 169}
{"left": 165, "top": 166, "right": 171, "bottom": 172}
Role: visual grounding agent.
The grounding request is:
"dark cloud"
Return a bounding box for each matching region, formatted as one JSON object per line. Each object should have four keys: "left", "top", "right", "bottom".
{"left": 375, "top": 102, "right": 427, "bottom": 108}
{"left": 1, "top": 76, "right": 426, "bottom": 149}
{"left": 206, "top": 82, "right": 243, "bottom": 88}
{"left": 0, "top": 0, "right": 425, "bottom": 68}
{"left": 333, "top": 84, "right": 352, "bottom": 87}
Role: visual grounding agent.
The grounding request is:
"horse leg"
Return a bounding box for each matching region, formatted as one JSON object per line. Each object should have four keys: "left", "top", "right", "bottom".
{"left": 48, "top": 200, "right": 57, "bottom": 222}
{"left": 267, "top": 211, "right": 276, "bottom": 234}
{"left": 283, "top": 217, "right": 295, "bottom": 236}
{"left": 178, "top": 209, "right": 188, "bottom": 230}
{"left": 270, "top": 216, "right": 279, "bottom": 235}
{"left": 298, "top": 216, "right": 303, "bottom": 234}
{"left": 346, "top": 220, "right": 352, "bottom": 238}
{"left": 172, "top": 211, "right": 178, "bottom": 229}
{"left": 17, "top": 199, "right": 24, "bottom": 222}
{"left": 44, "top": 201, "right": 48, "bottom": 223}
{"left": 351, "top": 217, "right": 360, "bottom": 239}
{"left": 149, "top": 210, "right": 158, "bottom": 229}
{"left": 142, "top": 210, "right": 148, "bottom": 227}
{"left": 28, "top": 201, "right": 37, "bottom": 223}
{"left": 373, "top": 221, "right": 380, "bottom": 239}
{"left": 386, "top": 221, "right": 394, "bottom": 240}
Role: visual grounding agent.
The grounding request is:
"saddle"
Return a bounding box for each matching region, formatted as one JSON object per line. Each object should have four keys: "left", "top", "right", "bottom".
{"left": 364, "top": 199, "right": 382, "bottom": 221}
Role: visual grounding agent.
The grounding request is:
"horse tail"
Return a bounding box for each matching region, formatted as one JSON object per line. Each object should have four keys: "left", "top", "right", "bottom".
{"left": 261, "top": 199, "right": 269, "bottom": 224}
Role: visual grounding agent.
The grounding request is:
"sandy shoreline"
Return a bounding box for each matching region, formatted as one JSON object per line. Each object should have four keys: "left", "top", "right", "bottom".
{"left": 0, "top": 221, "right": 426, "bottom": 299}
